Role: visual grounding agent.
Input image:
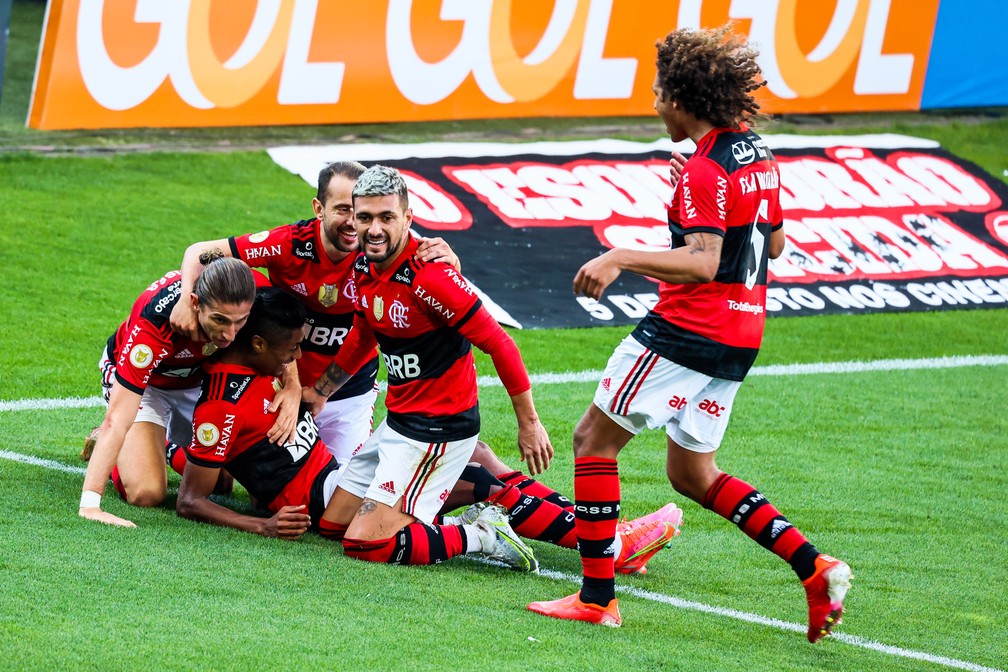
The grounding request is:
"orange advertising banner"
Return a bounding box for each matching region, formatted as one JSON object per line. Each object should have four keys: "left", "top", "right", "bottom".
{"left": 28, "top": 0, "right": 941, "bottom": 130}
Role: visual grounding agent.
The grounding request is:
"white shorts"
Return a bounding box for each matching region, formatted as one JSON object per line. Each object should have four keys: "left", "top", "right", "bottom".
{"left": 316, "top": 385, "right": 378, "bottom": 464}
{"left": 338, "top": 419, "right": 477, "bottom": 523}
{"left": 593, "top": 336, "right": 742, "bottom": 453}
{"left": 99, "top": 346, "right": 200, "bottom": 447}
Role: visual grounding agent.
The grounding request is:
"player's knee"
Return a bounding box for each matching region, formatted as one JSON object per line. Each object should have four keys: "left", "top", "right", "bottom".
{"left": 125, "top": 483, "right": 167, "bottom": 507}
{"left": 666, "top": 467, "right": 704, "bottom": 503}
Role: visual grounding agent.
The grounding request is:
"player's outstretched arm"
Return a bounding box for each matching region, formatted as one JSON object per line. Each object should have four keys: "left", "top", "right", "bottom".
{"left": 169, "top": 238, "right": 233, "bottom": 340}
{"left": 177, "top": 461, "right": 310, "bottom": 539}
{"left": 79, "top": 382, "right": 142, "bottom": 528}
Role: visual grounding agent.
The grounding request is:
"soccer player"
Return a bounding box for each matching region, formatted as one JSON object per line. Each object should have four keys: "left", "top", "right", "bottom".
{"left": 301, "top": 165, "right": 556, "bottom": 568}
{"left": 171, "top": 161, "right": 459, "bottom": 470}
{"left": 178, "top": 287, "right": 537, "bottom": 571}
{"left": 79, "top": 253, "right": 277, "bottom": 527}
{"left": 528, "top": 25, "right": 852, "bottom": 640}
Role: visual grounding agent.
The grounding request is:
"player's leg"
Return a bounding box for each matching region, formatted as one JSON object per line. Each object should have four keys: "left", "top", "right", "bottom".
{"left": 314, "top": 386, "right": 377, "bottom": 465}
{"left": 114, "top": 421, "right": 169, "bottom": 507}
{"left": 341, "top": 424, "right": 535, "bottom": 570}
{"left": 667, "top": 378, "right": 852, "bottom": 643}
{"left": 471, "top": 440, "right": 572, "bottom": 510}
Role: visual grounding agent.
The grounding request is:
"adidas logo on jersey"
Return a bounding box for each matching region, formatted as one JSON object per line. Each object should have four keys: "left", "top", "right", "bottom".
{"left": 176, "top": 348, "right": 193, "bottom": 358}
{"left": 292, "top": 282, "right": 308, "bottom": 296}
{"left": 379, "top": 480, "right": 396, "bottom": 494}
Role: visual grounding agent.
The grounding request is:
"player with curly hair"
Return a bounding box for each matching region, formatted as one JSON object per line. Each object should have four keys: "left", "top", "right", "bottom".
{"left": 528, "top": 24, "right": 852, "bottom": 641}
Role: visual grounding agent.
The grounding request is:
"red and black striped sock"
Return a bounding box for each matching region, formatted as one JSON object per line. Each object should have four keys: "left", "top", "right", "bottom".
{"left": 703, "top": 473, "right": 819, "bottom": 580}
{"left": 343, "top": 523, "right": 466, "bottom": 566}
{"left": 166, "top": 442, "right": 186, "bottom": 476}
{"left": 497, "top": 470, "right": 573, "bottom": 511}
{"left": 318, "top": 518, "right": 348, "bottom": 542}
{"left": 573, "top": 456, "right": 620, "bottom": 606}
{"left": 490, "top": 485, "right": 578, "bottom": 548}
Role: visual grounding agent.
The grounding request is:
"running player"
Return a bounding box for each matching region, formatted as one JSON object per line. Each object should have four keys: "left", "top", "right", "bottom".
{"left": 528, "top": 25, "right": 852, "bottom": 640}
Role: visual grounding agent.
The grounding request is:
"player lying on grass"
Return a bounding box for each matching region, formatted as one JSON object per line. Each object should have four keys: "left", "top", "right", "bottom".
{"left": 79, "top": 253, "right": 299, "bottom": 528}
{"left": 169, "top": 159, "right": 576, "bottom": 546}
{"left": 178, "top": 286, "right": 683, "bottom": 574}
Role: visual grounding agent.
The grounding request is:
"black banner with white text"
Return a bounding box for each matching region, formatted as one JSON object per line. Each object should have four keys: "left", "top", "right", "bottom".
{"left": 270, "top": 137, "right": 1008, "bottom": 329}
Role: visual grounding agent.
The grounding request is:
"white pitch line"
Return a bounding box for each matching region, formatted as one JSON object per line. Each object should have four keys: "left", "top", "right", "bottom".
{"left": 1, "top": 448, "right": 1003, "bottom": 672}
{"left": 0, "top": 449, "right": 86, "bottom": 475}
{"left": 2, "top": 355, "right": 1007, "bottom": 413}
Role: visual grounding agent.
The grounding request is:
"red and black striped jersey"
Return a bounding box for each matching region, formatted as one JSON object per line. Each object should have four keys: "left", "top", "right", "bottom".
{"left": 229, "top": 220, "right": 378, "bottom": 399}
{"left": 107, "top": 271, "right": 215, "bottom": 393}
{"left": 333, "top": 236, "right": 503, "bottom": 442}
{"left": 633, "top": 126, "right": 784, "bottom": 381}
{"left": 185, "top": 360, "right": 337, "bottom": 515}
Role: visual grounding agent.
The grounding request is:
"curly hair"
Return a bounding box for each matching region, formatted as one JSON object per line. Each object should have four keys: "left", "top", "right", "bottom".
{"left": 655, "top": 23, "right": 766, "bottom": 129}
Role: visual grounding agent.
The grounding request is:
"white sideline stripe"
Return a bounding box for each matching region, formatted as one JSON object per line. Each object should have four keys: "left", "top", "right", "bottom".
{"left": 0, "top": 449, "right": 86, "bottom": 475}
{"left": 537, "top": 568, "right": 1004, "bottom": 672}
{"left": 2, "top": 355, "right": 1007, "bottom": 413}
{"left": 0, "top": 450, "right": 1001, "bottom": 672}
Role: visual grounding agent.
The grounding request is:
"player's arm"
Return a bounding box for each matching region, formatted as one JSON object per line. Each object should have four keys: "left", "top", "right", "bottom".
{"left": 79, "top": 380, "right": 142, "bottom": 527}
{"left": 170, "top": 238, "right": 234, "bottom": 340}
{"left": 573, "top": 231, "right": 723, "bottom": 300}
{"left": 302, "top": 312, "right": 377, "bottom": 415}
{"left": 458, "top": 308, "right": 553, "bottom": 475}
{"left": 769, "top": 223, "right": 786, "bottom": 259}
{"left": 176, "top": 461, "right": 310, "bottom": 539}
{"left": 266, "top": 362, "right": 301, "bottom": 445}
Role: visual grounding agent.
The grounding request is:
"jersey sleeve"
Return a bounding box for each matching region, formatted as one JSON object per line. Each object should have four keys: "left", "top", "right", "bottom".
{"left": 185, "top": 399, "right": 240, "bottom": 468}
{"left": 229, "top": 225, "right": 294, "bottom": 272}
{"left": 414, "top": 264, "right": 482, "bottom": 328}
{"left": 456, "top": 308, "right": 530, "bottom": 397}
{"left": 113, "top": 320, "right": 176, "bottom": 394}
{"left": 677, "top": 158, "right": 729, "bottom": 235}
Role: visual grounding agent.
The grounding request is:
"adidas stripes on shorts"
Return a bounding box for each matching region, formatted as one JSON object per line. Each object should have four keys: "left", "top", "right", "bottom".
{"left": 593, "top": 335, "right": 742, "bottom": 453}
{"left": 337, "top": 419, "right": 477, "bottom": 523}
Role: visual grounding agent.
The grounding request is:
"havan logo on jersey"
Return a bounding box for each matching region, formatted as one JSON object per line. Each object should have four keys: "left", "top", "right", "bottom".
{"left": 245, "top": 244, "right": 282, "bottom": 260}
{"left": 415, "top": 285, "right": 456, "bottom": 321}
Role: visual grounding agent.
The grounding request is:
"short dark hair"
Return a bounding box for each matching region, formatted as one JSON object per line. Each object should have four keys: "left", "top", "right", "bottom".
{"left": 234, "top": 287, "right": 307, "bottom": 349}
{"left": 317, "top": 161, "right": 366, "bottom": 204}
{"left": 194, "top": 252, "right": 256, "bottom": 308}
{"left": 655, "top": 23, "right": 766, "bottom": 129}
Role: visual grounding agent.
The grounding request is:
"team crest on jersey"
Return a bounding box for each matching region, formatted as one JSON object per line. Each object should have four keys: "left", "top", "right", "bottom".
{"left": 128, "top": 344, "right": 154, "bottom": 369}
{"left": 389, "top": 300, "right": 410, "bottom": 329}
{"left": 318, "top": 283, "right": 338, "bottom": 307}
{"left": 342, "top": 276, "right": 357, "bottom": 302}
{"left": 196, "top": 422, "right": 220, "bottom": 447}
{"left": 202, "top": 343, "right": 218, "bottom": 356}
{"left": 248, "top": 231, "right": 269, "bottom": 243}
{"left": 373, "top": 295, "right": 384, "bottom": 321}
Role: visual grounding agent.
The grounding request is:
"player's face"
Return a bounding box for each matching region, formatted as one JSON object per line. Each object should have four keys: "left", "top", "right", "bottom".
{"left": 257, "top": 326, "right": 306, "bottom": 378}
{"left": 354, "top": 194, "right": 413, "bottom": 269}
{"left": 197, "top": 301, "right": 253, "bottom": 349}
{"left": 653, "top": 74, "right": 686, "bottom": 142}
{"left": 316, "top": 175, "right": 359, "bottom": 256}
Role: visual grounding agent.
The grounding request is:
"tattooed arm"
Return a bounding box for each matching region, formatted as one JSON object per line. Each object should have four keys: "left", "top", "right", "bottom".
{"left": 572, "top": 232, "right": 723, "bottom": 300}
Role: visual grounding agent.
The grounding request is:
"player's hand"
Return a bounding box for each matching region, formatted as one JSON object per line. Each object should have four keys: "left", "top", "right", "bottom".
{"left": 79, "top": 506, "right": 137, "bottom": 528}
{"left": 573, "top": 249, "right": 622, "bottom": 300}
{"left": 301, "top": 386, "right": 326, "bottom": 417}
{"left": 263, "top": 505, "right": 311, "bottom": 540}
{"left": 416, "top": 237, "right": 461, "bottom": 271}
{"left": 168, "top": 292, "right": 201, "bottom": 341}
{"left": 669, "top": 150, "right": 687, "bottom": 187}
{"left": 266, "top": 384, "right": 301, "bottom": 445}
{"left": 517, "top": 420, "right": 553, "bottom": 476}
